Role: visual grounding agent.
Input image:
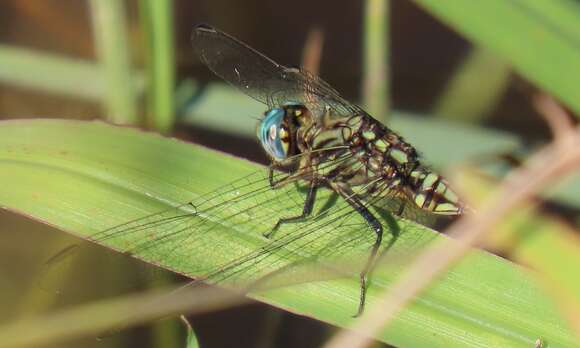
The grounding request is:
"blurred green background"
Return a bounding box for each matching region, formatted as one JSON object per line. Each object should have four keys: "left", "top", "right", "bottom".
{"left": 0, "top": 1, "right": 579, "bottom": 348}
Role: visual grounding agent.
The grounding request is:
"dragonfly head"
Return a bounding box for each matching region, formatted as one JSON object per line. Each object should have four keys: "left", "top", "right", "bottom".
{"left": 408, "top": 167, "right": 464, "bottom": 215}
{"left": 258, "top": 104, "right": 309, "bottom": 161}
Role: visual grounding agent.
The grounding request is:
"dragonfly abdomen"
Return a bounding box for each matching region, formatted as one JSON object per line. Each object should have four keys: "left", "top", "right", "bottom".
{"left": 406, "top": 166, "right": 463, "bottom": 215}
{"left": 340, "top": 117, "right": 463, "bottom": 215}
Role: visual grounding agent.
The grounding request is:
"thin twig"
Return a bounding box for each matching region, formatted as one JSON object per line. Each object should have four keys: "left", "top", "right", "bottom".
{"left": 533, "top": 94, "right": 575, "bottom": 143}
{"left": 324, "top": 126, "right": 580, "bottom": 348}
{"left": 301, "top": 27, "right": 324, "bottom": 75}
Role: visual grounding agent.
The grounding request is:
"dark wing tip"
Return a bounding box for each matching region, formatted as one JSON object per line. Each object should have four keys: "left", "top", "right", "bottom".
{"left": 191, "top": 24, "right": 219, "bottom": 60}
{"left": 193, "top": 23, "right": 217, "bottom": 34}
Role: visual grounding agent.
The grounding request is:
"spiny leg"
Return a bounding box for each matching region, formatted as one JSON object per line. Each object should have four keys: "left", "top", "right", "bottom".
{"left": 268, "top": 165, "right": 307, "bottom": 188}
{"left": 264, "top": 179, "right": 318, "bottom": 239}
{"left": 268, "top": 166, "right": 278, "bottom": 187}
{"left": 331, "top": 182, "right": 382, "bottom": 317}
{"left": 396, "top": 201, "right": 406, "bottom": 216}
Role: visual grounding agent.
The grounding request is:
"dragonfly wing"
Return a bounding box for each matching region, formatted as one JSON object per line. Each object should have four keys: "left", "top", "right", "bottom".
{"left": 192, "top": 24, "right": 288, "bottom": 107}
{"left": 191, "top": 24, "right": 367, "bottom": 120}
{"left": 40, "top": 153, "right": 341, "bottom": 291}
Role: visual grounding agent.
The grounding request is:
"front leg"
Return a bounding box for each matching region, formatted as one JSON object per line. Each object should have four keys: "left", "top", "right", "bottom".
{"left": 268, "top": 166, "right": 280, "bottom": 188}
{"left": 268, "top": 162, "right": 313, "bottom": 189}
{"left": 264, "top": 179, "right": 318, "bottom": 239}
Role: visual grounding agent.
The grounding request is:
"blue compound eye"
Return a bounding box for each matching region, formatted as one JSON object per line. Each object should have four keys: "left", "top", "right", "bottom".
{"left": 258, "top": 108, "right": 289, "bottom": 160}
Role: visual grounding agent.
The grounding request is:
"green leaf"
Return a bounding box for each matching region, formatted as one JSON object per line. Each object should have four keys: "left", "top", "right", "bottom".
{"left": 89, "top": 0, "right": 138, "bottom": 124}
{"left": 139, "top": 0, "right": 176, "bottom": 133}
{"left": 181, "top": 316, "right": 201, "bottom": 348}
{"left": 0, "top": 120, "right": 577, "bottom": 347}
{"left": 460, "top": 171, "right": 580, "bottom": 322}
{"left": 362, "top": 0, "right": 391, "bottom": 122}
{"left": 413, "top": 0, "right": 580, "bottom": 116}
{"left": 433, "top": 47, "right": 511, "bottom": 122}
{"left": 0, "top": 45, "right": 144, "bottom": 101}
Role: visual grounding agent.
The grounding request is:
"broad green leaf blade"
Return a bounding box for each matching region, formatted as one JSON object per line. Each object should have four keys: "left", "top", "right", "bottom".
{"left": 460, "top": 170, "right": 580, "bottom": 325}
{"left": 413, "top": 0, "right": 580, "bottom": 116}
{"left": 0, "top": 120, "right": 577, "bottom": 347}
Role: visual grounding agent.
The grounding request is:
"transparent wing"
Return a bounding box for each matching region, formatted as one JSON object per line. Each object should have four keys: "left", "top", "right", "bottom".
{"left": 42, "top": 152, "right": 441, "bottom": 296}
{"left": 191, "top": 24, "right": 367, "bottom": 119}
{"left": 40, "top": 153, "right": 368, "bottom": 291}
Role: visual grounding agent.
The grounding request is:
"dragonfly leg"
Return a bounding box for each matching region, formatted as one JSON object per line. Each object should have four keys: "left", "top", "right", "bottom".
{"left": 331, "top": 182, "right": 382, "bottom": 317}
{"left": 396, "top": 201, "right": 406, "bottom": 216}
{"left": 264, "top": 180, "right": 318, "bottom": 239}
{"left": 268, "top": 165, "right": 307, "bottom": 188}
{"left": 268, "top": 166, "right": 279, "bottom": 187}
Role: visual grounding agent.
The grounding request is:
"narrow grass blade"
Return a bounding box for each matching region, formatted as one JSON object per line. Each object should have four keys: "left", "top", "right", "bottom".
{"left": 181, "top": 316, "right": 201, "bottom": 348}
{"left": 362, "top": 0, "right": 390, "bottom": 122}
{"left": 433, "top": 47, "right": 511, "bottom": 123}
{"left": 90, "top": 0, "right": 138, "bottom": 124}
{"left": 0, "top": 45, "right": 145, "bottom": 102}
{"left": 139, "top": 0, "right": 176, "bottom": 133}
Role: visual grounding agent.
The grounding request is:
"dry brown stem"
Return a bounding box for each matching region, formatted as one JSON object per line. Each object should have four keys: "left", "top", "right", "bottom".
{"left": 0, "top": 285, "right": 250, "bottom": 348}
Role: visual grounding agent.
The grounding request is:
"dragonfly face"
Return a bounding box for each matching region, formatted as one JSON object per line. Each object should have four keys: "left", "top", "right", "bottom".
{"left": 257, "top": 104, "right": 311, "bottom": 161}
{"left": 192, "top": 24, "right": 465, "bottom": 315}
{"left": 258, "top": 107, "right": 288, "bottom": 160}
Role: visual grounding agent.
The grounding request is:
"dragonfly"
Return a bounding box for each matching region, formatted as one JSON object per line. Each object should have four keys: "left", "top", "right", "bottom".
{"left": 45, "top": 25, "right": 464, "bottom": 319}
{"left": 190, "top": 24, "right": 464, "bottom": 316}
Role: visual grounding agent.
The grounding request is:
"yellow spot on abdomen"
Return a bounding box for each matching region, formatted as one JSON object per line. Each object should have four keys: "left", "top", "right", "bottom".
{"left": 390, "top": 149, "right": 409, "bottom": 164}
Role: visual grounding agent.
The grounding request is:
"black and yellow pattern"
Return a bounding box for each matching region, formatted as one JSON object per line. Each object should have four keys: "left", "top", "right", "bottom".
{"left": 192, "top": 24, "right": 464, "bottom": 315}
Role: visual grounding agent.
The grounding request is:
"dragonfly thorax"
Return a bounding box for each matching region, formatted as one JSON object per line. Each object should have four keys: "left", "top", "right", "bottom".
{"left": 341, "top": 115, "right": 420, "bottom": 176}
